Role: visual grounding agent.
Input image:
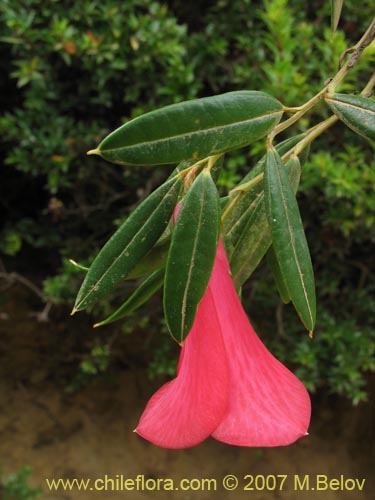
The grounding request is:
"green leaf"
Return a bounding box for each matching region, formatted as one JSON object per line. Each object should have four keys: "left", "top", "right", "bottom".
{"left": 238, "top": 133, "right": 306, "bottom": 186}
{"left": 220, "top": 195, "right": 230, "bottom": 210}
{"left": 168, "top": 158, "right": 197, "bottom": 178}
{"left": 331, "top": 0, "right": 343, "bottom": 36}
{"left": 73, "top": 176, "right": 181, "bottom": 312}
{"left": 68, "top": 259, "right": 89, "bottom": 272}
{"left": 326, "top": 94, "right": 375, "bottom": 142}
{"left": 164, "top": 171, "right": 220, "bottom": 343}
{"left": 267, "top": 247, "right": 290, "bottom": 304}
{"left": 69, "top": 240, "right": 170, "bottom": 280}
{"left": 223, "top": 134, "right": 306, "bottom": 250}
{"left": 209, "top": 154, "right": 225, "bottom": 184}
{"left": 267, "top": 156, "right": 301, "bottom": 303}
{"left": 228, "top": 156, "right": 301, "bottom": 289}
{"left": 91, "top": 91, "right": 283, "bottom": 166}
{"left": 299, "top": 141, "right": 310, "bottom": 167}
{"left": 264, "top": 149, "right": 316, "bottom": 332}
{"left": 287, "top": 155, "right": 302, "bottom": 192}
{"left": 229, "top": 194, "right": 270, "bottom": 289}
{"left": 126, "top": 238, "right": 170, "bottom": 279}
{"left": 170, "top": 155, "right": 224, "bottom": 184}
{"left": 94, "top": 267, "right": 165, "bottom": 327}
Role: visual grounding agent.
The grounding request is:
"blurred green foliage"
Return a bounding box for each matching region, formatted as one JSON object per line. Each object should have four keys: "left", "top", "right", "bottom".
{"left": 65, "top": 342, "right": 112, "bottom": 393}
{"left": 1, "top": 0, "right": 374, "bottom": 404}
{"left": 1, "top": 467, "right": 42, "bottom": 500}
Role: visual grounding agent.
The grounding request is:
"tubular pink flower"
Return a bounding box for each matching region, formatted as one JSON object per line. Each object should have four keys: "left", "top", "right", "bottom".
{"left": 136, "top": 215, "right": 310, "bottom": 448}
{"left": 210, "top": 241, "right": 311, "bottom": 447}
{"left": 135, "top": 269, "right": 230, "bottom": 448}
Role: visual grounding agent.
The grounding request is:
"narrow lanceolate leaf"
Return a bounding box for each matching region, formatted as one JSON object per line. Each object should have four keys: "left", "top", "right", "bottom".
{"left": 73, "top": 177, "right": 181, "bottom": 312}
{"left": 331, "top": 0, "right": 343, "bottom": 36}
{"left": 267, "top": 155, "right": 301, "bottom": 303}
{"left": 238, "top": 134, "right": 306, "bottom": 186}
{"left": 264, "top": 149, "right": 316, "bottom": 332}
{"left": 164, "top": 172, "right": 220, "bottom": 343}
{"left": 171, "top": 156, "right": 225, "bottom": 184}
{"left": 69, "top": 259, "right": 89, "bottom": 272}
{"left": 223, "top": 134, "right": 306, "bottom": 250}
{"left": 229, "top": 156, "right": 301, "bottom": 289}
{"left": 168, "top": 158, "right": 196, "bottom": 179}
{"left": 90, "top": 91, "right": 283, "bottom": 166}
{"left": 220, "top": 195, "right": 230, "bottom": 210}
{"left": 209, "top": 155, "right": 225, "bottom": 184}
{"left": 224, "top": 179, "right": 264, "bottom": 253}
{"left": 94, "top": 267, "right": 165, "bottom": 327}
{"left": 326, "top": 94, "right": 375, "bottom": 142}
{"left": 229, "top": 193, "right": 270, "bottom": 290}
{"left": 287, "top": 155, "right": 302, "bottom": 193}
{"left": 267, "top": 247, "right": 291, "bottom": 304}
{"left": 126, "top": 238, "right": 170, "bottom": 279}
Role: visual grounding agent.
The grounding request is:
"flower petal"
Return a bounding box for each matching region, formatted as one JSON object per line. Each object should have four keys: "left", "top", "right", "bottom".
{"left": 211, "top": 242, "right": 311, "bottom": 447}
{"left": 135, "top": 281, "right": 229, "bottom": 449}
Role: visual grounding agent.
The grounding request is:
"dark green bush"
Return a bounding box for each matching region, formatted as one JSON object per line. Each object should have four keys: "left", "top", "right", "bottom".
{"left": 1, "top": 467, "right": 42, "bottom": 500}
{"left": 1, "top": 0, "right": 374, "bottom": 403}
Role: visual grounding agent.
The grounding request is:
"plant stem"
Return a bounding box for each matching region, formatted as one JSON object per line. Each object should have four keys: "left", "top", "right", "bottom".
{"left": 361, "top": 71, "right": 375, "bottom": 97}
{"left": 176, "top": 159, "right": 206, "bottom": 180}
{"left": 221, "top": 172, "right": 264, "bottom": 226}
{"left": 221, "top": 191, "right": 244, "bottom": 227}
{"left": 229, "top": 172, "right": 264, "bottom": 195}
{"left": 177, "top": 153, "right": 223, "bottom": 181}
{"left": 204, "top": 153, "right": 224, "bottom": 173}
{"left": 327, "top": 17, "right": 375, "bottom": 94}
{"left": 291, "top": 116, "right": 338, "bottom": 158}
{"left": 270, "top": 90, "right": 326, "bottom": 143}
{"left": 222, "top": 63, "right": 374, "bottom": 225}
{"left": 268, "top": 16, "right": 375, "bottom": 145}
{"left": 282, "top": 70, "right": 375, "bottom": 161}
{"left": 221, "top": 21, "right": 375, "bottom": 235}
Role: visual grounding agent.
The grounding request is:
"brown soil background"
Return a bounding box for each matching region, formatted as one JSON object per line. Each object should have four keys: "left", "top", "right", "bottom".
{"left": 0, "top": 290, "right": 373, "bottom": 499}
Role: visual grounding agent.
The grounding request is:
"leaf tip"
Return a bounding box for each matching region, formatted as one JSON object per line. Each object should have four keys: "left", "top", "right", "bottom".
{"left": 87, "top": 148, "right": 100, "bottom": 156}
{"left": 70, "top": 307, "right": 78, "bottom": 316}
{"left": 68, "top": 259, "right": 89, "bottom": 271}
{"left": 308, "top": 330, "right": 314, "bottom": 339}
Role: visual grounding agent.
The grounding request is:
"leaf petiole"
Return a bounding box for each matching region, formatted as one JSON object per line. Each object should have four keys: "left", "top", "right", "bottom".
{"left": 229, "top": 172, "right": 264, "bottom": 196}
{"left": 221, "top": 172, "right": 264, "bottom": 227}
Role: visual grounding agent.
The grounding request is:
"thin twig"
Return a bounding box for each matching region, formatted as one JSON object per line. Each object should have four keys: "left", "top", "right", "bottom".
{"left": 0, "top": 271, "right": 45, "bottom": 298}
{"left": 0, "top": 269, "right": 54, "bottom": 322}
{"left": 268, "top": 16, "right": 375, "bottom": 145}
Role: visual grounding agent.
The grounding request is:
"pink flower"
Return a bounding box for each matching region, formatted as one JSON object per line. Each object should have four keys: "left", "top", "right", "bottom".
{"left": 135, "top": 240, "right": 311, "bottom": 449}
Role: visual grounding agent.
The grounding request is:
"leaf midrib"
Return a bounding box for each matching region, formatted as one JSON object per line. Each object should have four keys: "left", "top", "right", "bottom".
{"left": 330, "top": 99, "right": 375, "bottom": 116}
{"left": 273, "top": 160, "right": 314, "bottom": 327}
{"left": 101, "top": 111, "right": 282, "bottom": 154}
{"left": 75, "top": 182, "right": 176, "bottom": 309}
{"left": 227, "top": 190, "right": 263, "bottom": 244}
{"left": 180, "top": 187, "right": 205, "bottom": 340}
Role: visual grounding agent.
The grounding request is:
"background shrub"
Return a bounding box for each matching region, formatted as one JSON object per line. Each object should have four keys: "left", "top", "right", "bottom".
{"left": 1, "top": 0, "right": 374, "bottom": 403}
{"left": 1, "top": 467, "right": 42, "bottom": 500}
